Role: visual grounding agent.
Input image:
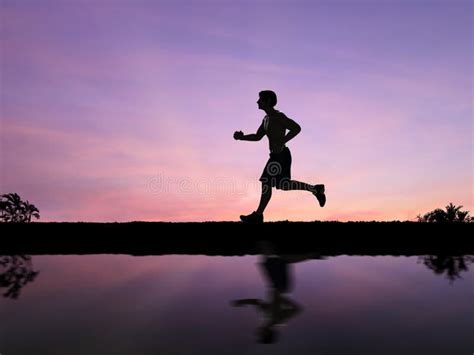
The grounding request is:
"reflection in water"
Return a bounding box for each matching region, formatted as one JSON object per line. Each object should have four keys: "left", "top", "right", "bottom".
{"left": 230, "top": 249, "right": 474, "bottom": 344}
{"left": 0, "top": 255, "right": 39, "bottom": 299}
{"left": 0, "top": 253, "right": 472, "bottom": 354}
{"left": 0, "top": 253, "right": 470, "bottom": 305}
{"left": 419, "top": 255, "right": 474, "bottom": 282}
{"left": 231, "top": 241, "right": 323, "bottom": 344}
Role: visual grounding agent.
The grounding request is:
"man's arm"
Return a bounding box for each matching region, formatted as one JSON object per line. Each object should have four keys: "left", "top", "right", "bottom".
{"left": 282, "top": 118, "right": 301, "bottom": 144}
{"left": 234, "top": 122, "right": 265, "bottom": 141}
{"left": 231, "top": 298, "right": 264, "bottom": 307}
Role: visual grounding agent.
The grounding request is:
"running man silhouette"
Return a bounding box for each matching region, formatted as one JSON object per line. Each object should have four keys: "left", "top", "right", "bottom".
{"left": 234, "top": 90, "right": 326, "bottom": 223}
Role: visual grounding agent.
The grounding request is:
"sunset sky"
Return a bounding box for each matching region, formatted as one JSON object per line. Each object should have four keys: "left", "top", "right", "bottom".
{"left": 1, "top": 0, "right": 472, "bottom": 222}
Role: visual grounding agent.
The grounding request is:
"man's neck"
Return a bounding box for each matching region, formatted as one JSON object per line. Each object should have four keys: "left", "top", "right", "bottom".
{"left": 264, "top": 108, "right": 278, "bottom": 116}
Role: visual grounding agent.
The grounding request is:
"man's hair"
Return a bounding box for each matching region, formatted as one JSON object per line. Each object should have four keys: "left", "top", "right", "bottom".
{"left": 259, "top": 90, "right": 277, "bottom": 107}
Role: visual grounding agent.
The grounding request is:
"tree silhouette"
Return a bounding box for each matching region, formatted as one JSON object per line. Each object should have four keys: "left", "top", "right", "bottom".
{"left": 0, "top": 193, "right": 40, "bottom": 223}
{"left": 417, "top": 203, "right": 471, "bottom": 223}
{"left": 0, "top": 255, "right": 39, "bottom": 299}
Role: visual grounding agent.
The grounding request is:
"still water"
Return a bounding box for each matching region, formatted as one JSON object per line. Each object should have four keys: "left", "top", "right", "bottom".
{"left": 1, "top": 254, "right": 473, "bottom": 355}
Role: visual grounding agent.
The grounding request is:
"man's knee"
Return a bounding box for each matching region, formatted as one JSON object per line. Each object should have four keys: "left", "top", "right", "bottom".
{"left": 277, "top": 180, "right": 291, "bottom": 190}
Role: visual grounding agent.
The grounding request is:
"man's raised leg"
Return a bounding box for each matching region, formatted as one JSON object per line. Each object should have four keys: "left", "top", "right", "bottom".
{"left": 280, "top": 180, "right": 326, "bottom": 207}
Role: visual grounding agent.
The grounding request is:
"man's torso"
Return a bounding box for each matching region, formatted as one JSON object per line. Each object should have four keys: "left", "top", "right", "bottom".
{"left": 263, "top": 110, "right": 288, "bottom": 153}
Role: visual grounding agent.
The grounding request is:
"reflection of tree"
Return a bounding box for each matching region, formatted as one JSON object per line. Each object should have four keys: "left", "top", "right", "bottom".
{"left": 419, "top": 255, "right": 474, "bottom": 282}
{"left": 0, "top": 255, "right": 39, "bottom": 299}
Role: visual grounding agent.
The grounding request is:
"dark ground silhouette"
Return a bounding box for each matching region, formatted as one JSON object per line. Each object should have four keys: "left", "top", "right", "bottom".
{"left": 1, "top": 222, "right": 472, "bottom": 256}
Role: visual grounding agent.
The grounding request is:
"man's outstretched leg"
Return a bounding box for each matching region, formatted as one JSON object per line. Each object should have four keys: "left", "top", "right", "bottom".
{"left": 240, "top": 183, "right": 272, "bottom": 223}
{"left": 280, "top": 180, "right": 326, "bottom": 207}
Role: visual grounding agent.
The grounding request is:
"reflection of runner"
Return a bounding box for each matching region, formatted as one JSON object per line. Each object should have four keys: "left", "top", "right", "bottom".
{"left": 234, "top": 90, "right": 326, "bottom": 223}
{"left": 232, "top": 255, "right": 302, "bottom": 344}
{"left": 231, "top": 242, "right": 317, "bottom": 344}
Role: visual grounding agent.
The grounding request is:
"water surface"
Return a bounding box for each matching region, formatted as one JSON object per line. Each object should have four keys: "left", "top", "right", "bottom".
{"left": 1, "top": 254, "right": 472, "bottom": 354}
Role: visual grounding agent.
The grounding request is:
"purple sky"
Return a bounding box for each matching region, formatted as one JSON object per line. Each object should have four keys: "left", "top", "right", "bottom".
{"left": 1, "top": 0, "right": 472, "bottom": 221}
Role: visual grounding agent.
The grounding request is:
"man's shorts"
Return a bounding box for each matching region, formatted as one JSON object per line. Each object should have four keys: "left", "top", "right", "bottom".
{"left": 259, "top": 147, "right": 292, "bottom": 189}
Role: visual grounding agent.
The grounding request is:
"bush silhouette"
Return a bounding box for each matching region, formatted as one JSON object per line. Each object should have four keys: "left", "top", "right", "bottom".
{"left": 0, "top": 193, "right": 40, "bottom": 223}
{"left": 417, "top": 203, "right": 471, "bottom": 223}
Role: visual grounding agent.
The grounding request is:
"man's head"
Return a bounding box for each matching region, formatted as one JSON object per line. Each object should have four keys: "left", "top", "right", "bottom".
{"left": 257, "top": 90, "right": 277, "bottom": 110}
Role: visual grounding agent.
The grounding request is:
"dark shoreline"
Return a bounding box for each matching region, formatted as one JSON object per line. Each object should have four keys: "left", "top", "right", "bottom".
{"left": 1, "top": 222, "right": 472, "bottom": 256}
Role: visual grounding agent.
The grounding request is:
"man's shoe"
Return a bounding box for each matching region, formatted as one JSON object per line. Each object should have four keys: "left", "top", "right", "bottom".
{"left": 312, "top": 184, "right": 326, "bottom": 207}
{"left": 240, "top": 211, "right": 264, "bottom": 223}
